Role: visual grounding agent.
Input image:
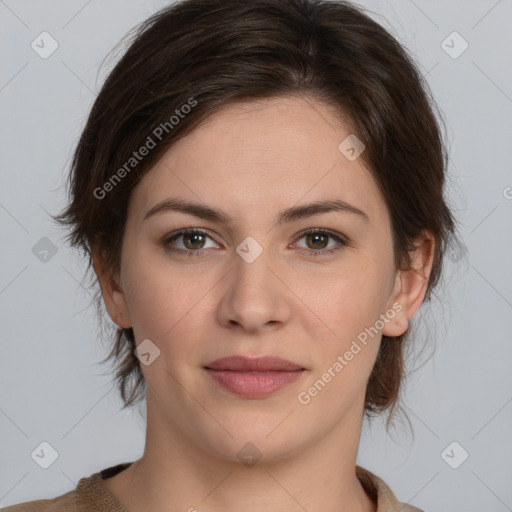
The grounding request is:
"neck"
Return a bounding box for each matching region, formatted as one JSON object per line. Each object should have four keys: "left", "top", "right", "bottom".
{"left": 104, "top": 395, "right": 376, "bottom": 512}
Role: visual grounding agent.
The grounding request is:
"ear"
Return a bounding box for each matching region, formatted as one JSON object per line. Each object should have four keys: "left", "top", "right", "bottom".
{"left": 382, "top": 231, "right": 435, "bottom": 337}
{"left": 92, "top": 251, "right": 132, "bottom": 329}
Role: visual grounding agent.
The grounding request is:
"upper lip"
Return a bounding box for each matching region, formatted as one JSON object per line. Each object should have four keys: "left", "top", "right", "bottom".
{"left": 204, "top": 356, "right": 305, "bottom": 372}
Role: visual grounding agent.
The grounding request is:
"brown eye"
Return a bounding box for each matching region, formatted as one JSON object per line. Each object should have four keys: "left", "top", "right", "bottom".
{"left": 305, "top": 232, "right": 329, "bottom": 250}
{"left": 182, "top": 232, "right": 206, "bottom": 250}
{"left": 164, "top": 228, "right": 218, "bottom": 255}
{"left": 294, "top": 229, "right": 347, "bottom": 257}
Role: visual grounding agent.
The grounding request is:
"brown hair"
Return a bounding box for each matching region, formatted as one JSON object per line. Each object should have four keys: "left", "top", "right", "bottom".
{"left": 54, "top": 0, "right": 456, "bottom": 424}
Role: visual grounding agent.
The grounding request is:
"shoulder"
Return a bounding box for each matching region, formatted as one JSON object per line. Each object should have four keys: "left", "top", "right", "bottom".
{"left": 1, "top": 463, "right": 132, "bottom": 512}
{"left": 356, "top": 465, "right": 425, "bottom": 512}
{"left": 0, "top": 489, "right": 78, "bottom": 512}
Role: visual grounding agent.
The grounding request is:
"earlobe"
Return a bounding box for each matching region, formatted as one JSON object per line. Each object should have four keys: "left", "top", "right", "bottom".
{"left": 92, "top": 253, "right": 132, "bottom": 329}
{"left": 382, "top": 296, "right": 409, "bottom": 338}
{"left": 382, "top": 232, "right": 435, "bottom": 338}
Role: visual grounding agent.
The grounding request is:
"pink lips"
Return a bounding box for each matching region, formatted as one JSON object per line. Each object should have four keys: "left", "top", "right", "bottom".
{"left": 204, "top": 356, "right": 306, "bottom": 398}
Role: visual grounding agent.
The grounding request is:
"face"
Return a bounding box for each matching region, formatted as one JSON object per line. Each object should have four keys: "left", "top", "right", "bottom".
{"left": 98, "top": 95, "right": 417, "bottom": 464}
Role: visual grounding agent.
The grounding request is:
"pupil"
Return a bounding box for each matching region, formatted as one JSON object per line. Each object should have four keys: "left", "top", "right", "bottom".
{"left": 186, "top": 234, "right": 204, "bottom": 249}
{"left": 309, "top": 233, "right": 327, "bottom": 249}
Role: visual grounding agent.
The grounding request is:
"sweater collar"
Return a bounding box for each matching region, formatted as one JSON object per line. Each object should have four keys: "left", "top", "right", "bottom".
{"left": 76, "top": 462, "right": 420, "bottom": 512}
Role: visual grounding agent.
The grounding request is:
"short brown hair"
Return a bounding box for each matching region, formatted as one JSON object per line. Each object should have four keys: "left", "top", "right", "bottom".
{"left": 54, "top": 0, "right": 456, "bottom": 425}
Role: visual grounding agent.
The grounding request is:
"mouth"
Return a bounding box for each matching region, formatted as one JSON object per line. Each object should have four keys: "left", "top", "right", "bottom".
{"left": 204, "top": 356, "right": 306, "bottom": 398}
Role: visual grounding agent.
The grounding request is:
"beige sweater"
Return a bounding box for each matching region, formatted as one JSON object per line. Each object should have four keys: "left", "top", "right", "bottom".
{"left": 1, "top": 463, "right": 424, "bottom": 511}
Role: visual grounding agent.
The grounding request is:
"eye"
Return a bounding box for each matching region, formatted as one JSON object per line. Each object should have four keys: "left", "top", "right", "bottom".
{"left": 163, "top": 228, "right": 218, "bottom": 256}
{"left": 293, "top": 228, "right": 347, "bottom": 257}
{"left": 163, "top": 227, "right": 348, "bottom": 258}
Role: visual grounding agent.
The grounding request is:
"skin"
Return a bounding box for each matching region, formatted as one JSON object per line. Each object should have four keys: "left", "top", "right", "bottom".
{"left": 94, "top": 95, "right": 434, "bottom": 512}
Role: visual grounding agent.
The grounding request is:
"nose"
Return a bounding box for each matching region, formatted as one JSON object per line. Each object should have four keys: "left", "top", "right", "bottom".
{"left": 216, "top": 244, "right": 292, "bottom": 334}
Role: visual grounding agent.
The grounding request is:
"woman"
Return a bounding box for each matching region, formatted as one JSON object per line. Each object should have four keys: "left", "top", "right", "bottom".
{"left": 4, "top": 0, "right": 456, "bottom": 510}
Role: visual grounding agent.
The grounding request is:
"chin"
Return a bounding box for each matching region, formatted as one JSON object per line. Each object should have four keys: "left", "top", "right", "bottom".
{"left": 196, "top": 421, "right": 305, "bottom": 467}
{"left": 208, "top": 439, "right": 295, "bottom": 467}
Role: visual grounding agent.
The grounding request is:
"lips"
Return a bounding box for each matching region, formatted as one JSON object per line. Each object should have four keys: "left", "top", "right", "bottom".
{"left": 204, "top": 356, "right": 306, "bottom": 398}
{"left": 204, "top": 355, "right": 305, "bottom": 372}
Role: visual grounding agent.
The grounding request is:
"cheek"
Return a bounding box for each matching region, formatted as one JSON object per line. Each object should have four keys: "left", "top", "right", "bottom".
{"left": 120, "top": 249, "right": 197, "bottom": 342}
{"left": 120, "top": 258, "right": 207, "bottom": 391}
{"left": 295, "top": 275, "right": 388, "bottom": 411}
{"left": 295, "top": 255, "right": 394, "bottom": 392}
{"left": 303, "top": 258, "right": 392, "bottom": 338}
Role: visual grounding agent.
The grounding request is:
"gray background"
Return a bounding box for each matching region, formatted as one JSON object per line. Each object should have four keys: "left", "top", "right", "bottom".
{"left": 1, "top": 0, "right": 511, "bottom": 510}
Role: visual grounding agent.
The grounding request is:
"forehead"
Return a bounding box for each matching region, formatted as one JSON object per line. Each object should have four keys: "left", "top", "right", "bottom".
{"left": 129, "top": 95, "right": 388, "bottom": 227}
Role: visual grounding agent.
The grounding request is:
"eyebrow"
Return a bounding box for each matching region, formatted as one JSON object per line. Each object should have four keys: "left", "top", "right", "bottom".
{"left": 143, "top": 197, "right": 369, "bottom": 224}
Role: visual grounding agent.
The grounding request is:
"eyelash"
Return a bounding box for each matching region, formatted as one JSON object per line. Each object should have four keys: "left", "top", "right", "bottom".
{"left": 163, "top": 227, "right": 348, "bottom": 258}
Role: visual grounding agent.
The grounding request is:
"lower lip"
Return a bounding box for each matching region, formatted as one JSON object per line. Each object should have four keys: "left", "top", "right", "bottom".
{"left": 205, "top": 369, "right": 305, "bottom": 398}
